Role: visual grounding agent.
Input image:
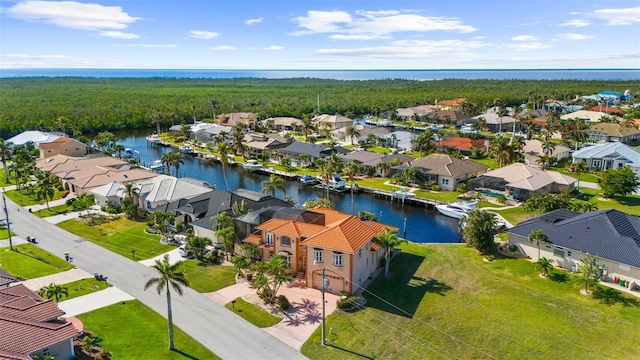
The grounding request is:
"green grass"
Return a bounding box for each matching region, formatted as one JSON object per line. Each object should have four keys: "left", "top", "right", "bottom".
{"left": 77, "top": 300, "right": 220, "bottom": 359}
{"left": 491, "top": 206, "right": 532, "bottom": 225}
{"left": 0, "top": 243, "right": 73, "bottom": 280}
{"left": 413, "top": 190, "right": 460, "bottom": 203}
{"left": 0, "top": 169, "right": 11, "bottom": 187}
{"left": 301, "top": 243, "right": 640, "bottom": 360}
{"left": 0, "top": 225, "right": 15, "bottom": 240}
{"left": 470, "top": 158, "right": 500, "bottom": 169}
{"left": 57, "top": 217, "right": 173, "bottom": 259}
{"left": 577, "top": 187, "right": 640, "bottom": 216}
{"left": 476, "top": 201, "right": 505, "bottom": 209}
{"left": 3, "top": 188, "right": 65, "bottom": 207}
{"left": 32, "top": 203, "right": 73, "bottom": 218}
{"left": 61, "top": 277, "right": 111, "bottom": 300}
{"left": 224, "top": 297, "right": 282, "bottom": 328}
{"left": 356, "top": 177, "right": 396, "bottom": 191}
{"left": 181, "top": 260, "right": 237, "bottom": 293}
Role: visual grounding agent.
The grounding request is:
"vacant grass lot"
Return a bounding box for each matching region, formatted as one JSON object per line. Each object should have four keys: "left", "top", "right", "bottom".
{"left": 181, "top": 260, "right": 237, "bottom": 293}
{"left": 0, "top": 243, "right": 73, "bottom": 279}
{"left": 57, "top": 217, "right": 172, "bottom": 259}
{"left": 77, "top": 300, "right": 220, "bottom": 359}
{"left": 302, "top": 243, "right": 640, "bottom": 359}
{"left": 225, "top": 297, "right": 282, "bottom": 328}
{"left": 61, "top": 277, "right": 111, "bottom": 300}
{"left": 578, "top": 187, "right": 640, "bottom": 216}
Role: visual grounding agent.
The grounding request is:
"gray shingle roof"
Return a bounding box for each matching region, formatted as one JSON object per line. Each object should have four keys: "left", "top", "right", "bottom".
{"left": 508, "top": 209, "right": 640, "bottom": 268}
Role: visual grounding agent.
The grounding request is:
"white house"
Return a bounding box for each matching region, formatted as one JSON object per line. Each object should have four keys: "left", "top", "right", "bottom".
{"left": 572, "top": 142, "right": 640, "bottom": 177}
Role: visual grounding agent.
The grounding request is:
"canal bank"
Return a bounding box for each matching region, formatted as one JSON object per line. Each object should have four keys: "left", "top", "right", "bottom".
{"left": 115, "top": 129, "right": 462, "bottom": 243}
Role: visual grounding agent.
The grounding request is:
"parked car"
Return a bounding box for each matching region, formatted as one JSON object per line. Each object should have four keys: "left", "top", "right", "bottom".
{"left": 460, "top": 125, "right": 479, "bottom": 134}
{"left": 178, "top": 244, "right": 194, "bottom": 258}
{"left": 353, "top": 146, "right": 365, "bottom": 151}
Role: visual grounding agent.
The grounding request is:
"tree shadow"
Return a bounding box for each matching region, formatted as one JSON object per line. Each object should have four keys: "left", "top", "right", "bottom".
{"left": 592, "top": 286, "right": 640, "bottom": 307}
{"left": 324, "top": 343, "right": 375, "bottom": 360}
{"left": 365, "top": 252, "right": 450, "bottom": 318}
{"left": 170, "top": 348, "right": 200, "bottom": 360}
{"left": 548, "top": 271, "right": 569, "bottom": 283}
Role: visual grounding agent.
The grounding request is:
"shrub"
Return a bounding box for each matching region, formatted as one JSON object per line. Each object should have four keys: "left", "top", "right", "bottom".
{"left": 508, "top": 245, "right": 518, "bottom": 253}
{"left": 456, "top": 182, "right": 468, "bottom": 193}
{"left": 431, "top": 184, "right": 442, "bottom": 191}
{"left": 277, "top": 295, "right": 290, "bottom": 311}
{"left": 337, "top": 296, "right": 360, "bottom": 309}
{"left": 496, "top": 194, "right": 507, "bottom": 204}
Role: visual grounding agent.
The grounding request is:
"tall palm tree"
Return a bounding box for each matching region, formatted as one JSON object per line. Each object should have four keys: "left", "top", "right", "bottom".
{"left": 36, "top": 177, "right": 55, "bottom": 210}
{"left": 151, "top": 112, "right": 164, "bottom": 135}
{"left": 510, "top": 134, "right": 525, "bottom": 153}
{"left": 0, "top": 139, "right": 11, "bottom": 184}
{"left": 164, "top": 152, "right": 183, "bottom": 178}
{"left": 497, "top": 106, "right": 510, "bottom": 133}
{"left": 37, "top": 283, "right": 68, "bottom": 303}
{"left": 316, "top": 159, "right": 333, "bottom": 200}
{"left": 542, "top": 140, "right": 556, "bottom": 156}
{"left": 261, "top": 174, "right": 286, "bottom": 198}
{"left": 342, "top": 162, "right": 360, "bottom": 215}
{"left": 55, "top": 116, "right": 68, "bottom": 135}
{"left": 412, "top": 129, "right": 435, "bottom": 156}
{"left": 120, "top": 182, "right": 140, "bottom": 203}
{"left": 144, "top": 254, "right": 189, "bottom": 350}
{"left": 573, "top": 161, "right": 588, "bottom": 190}
{"left": 231, "top": 125, "right": 245, "bottom": 157}
{"left": 528, "top": 229, "right": 548, "bottom": 260}
{"left": 489, "top": 137, "right": 513, "bottom": 167}
{"left": 208, "top": 98, "right": 218, "bottom": 120}
{"left": 536, "top": 154, "right": 554, "bottom": 170}
{"left": 345, "top": 125, "right": 360, "bottom": 145}
{"left": 377, "top": 161, "right": 391, "bottom": 177}
{"left": 373, "top": 228, "right": 407, "bottom": 277}
{"left": 213, "top": 143, "right": 231, "bottom": 191}
{"left": 301, "top": 115, "right": 315, "bottom": 141}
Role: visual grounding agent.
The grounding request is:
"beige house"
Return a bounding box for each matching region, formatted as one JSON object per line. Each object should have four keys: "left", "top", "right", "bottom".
{"left": 435, "top": 98, "right": 467, "bottom": 112}
{"left": 521, "top": 139, "right": 571, "bottom": 167}
{"left": 38, "top": 137, "right": 88, "bottom": 158}
{"left": 242, "top": 207, "right": 396, "bottom": 295}
{"left": 397, "top": 154, "right": 488, "bottom": 191}
{"left": 36, "top": 154, "right": 128, "bottom": 175}
{"left": 507, "top": 209, "right": 640, "bottom": 291}
{"left": 215, "top": 112, "right": 258, "bottom": 128}
{"left": 312, "top": 114, "right": 353, "bottom": 130}
{"left": 587, "top": 122, "right": 640, "bottom": 144}
{"left": 61, "top": 166, "right": 158, "bottom": 194}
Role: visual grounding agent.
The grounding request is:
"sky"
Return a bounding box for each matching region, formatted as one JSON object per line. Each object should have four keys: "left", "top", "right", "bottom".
{"left": 0, "top": 0, "right": 639, "bottom": 70}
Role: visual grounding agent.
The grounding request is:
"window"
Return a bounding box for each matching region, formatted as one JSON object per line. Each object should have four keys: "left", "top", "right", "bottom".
{"left": 281, "top": 236, "right": 291, "bottom": 247}
{"left": 314, "top": 250, "right": 323, "bottom": 263}
{"left": 442, "top": 178, "right": 449, "bottom": 185}
{"left": 366, "top": 257, "right": 369, "bottom": 267}
{"left": 266, "top": 233, "right": 274, "bottom": 246}
{"left": 553, "top": 248, "right": 565, "bottom": 257}
{"left": 334, "top": 253, "right": 343, "bottom": 267}
{"left": 592, "top": 160, "right": 601, "bottom": 168}
{"left": 567, "top": 251, "right": 572, "bottom": 257}
{"left": 359, "top": 249, "right": 362, "bottom": 258}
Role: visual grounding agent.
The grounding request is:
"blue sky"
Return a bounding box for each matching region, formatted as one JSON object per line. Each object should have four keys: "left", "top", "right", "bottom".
{"left": 1, "top": 0, "right": 639, "bottom": 69}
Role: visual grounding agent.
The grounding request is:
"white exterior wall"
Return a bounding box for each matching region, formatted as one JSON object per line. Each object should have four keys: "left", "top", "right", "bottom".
{"left": 439, "top": 175, "right": 456, "bottom": 191}
{"left": 192, "top": 226, "right": 219, "bottom": 246}
{"left": 351, "top": 241, "right": 376, "bottom": 292}
{"left": 31, "top": 338, "right": 75, "bottom": 360}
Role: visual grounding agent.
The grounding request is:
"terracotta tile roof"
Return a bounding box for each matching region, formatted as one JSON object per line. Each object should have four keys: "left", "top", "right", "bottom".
{"left": 367, "top": 220, "right": 398, "bottom": 234}
{"left": 308, "top": 207, "right": 351, "bottom": 226}
{"left": 244, "top": 234, "right": 261, "bottom": 245}
{"left": 436, "top": 98, "right": 467, "bottom": 107}
{"left": 371, "top": 242, "right": 381, "bottom": 251}
{"left": 0, "top": 285, "right": 78, "bottom": 358}
{"left": 37, "top": 137, "right": 72, "bottom": 149}
{"left": 301, "top": 216, "right": 377, "bottom": 253}
{"left": 436, "top": 137, "right": 486, "bottom": 151}
{"left": 255, "top": 218, "right": 325, "bottom": 238}
{"left": 587, "top": 106, "right": 626, "bottom": 115}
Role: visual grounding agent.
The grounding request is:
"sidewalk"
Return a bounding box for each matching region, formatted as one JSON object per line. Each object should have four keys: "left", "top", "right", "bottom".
{"left": 17, "top": 268, "right": 92, "bottom": 291}
{"left": 58, "top": 287, "right": 135, "bottom": 317}
{"left": 138, "top": 247, "right": 184, "bottom": 266}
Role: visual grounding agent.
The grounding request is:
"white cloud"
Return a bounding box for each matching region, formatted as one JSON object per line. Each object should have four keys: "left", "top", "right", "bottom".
{"left": 120, "top": 44, "right": 177, "bottom": 48}
{"left": 6, "top": 0, "right": 139, "bottom": 30}
{"left": 560, "top": 19, "right": 591, "bottom": 27}
{"left": 472, "top": 36, "right": 488, "bottom": 40}
{"left": 591, "top": 6, "right": 640, "bottom": 25}
{"left": 500, "top": 42, "right": 552, "bottom": 51}
{"left": 512, "top": 35, "right": 538, "bottom": 41}
{"left": 556, "top": 33, "right": 594, "bottom": 41}
{"left": 292, "top": 9, "right": 476, "bottom": 39}
{"left": 315, "top": 39, "right": 490, "bottom": 58}
{"left": 210, "top": 45, "right": 236, "bottom": 50}
{"left": 263, "top": 45, "right": 283, "bottom": 51}
{"left": 2, "top": 53, "right": 73, "bottom": 60}
{"left": 98, "top": 31, "right": 139, "bottom": 39}
{"left": 245, "top": 17, "right": 263, "bottom": 25}
{"left": 190, "top": 30, "right": 219, "bottom": 39}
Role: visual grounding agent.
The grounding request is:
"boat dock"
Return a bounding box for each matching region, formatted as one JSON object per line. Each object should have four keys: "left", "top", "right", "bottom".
{"left": 358, "top": 186, "right": 446, "bottom": 208}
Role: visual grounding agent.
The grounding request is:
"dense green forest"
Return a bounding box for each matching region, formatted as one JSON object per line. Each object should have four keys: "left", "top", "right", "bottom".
{"left": 0, "top": 77, "right": 637, "bottom": 138}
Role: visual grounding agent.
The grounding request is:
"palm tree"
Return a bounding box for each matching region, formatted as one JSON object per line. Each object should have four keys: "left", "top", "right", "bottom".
{"left": 208, "top": 98, "right": 218, "bottom": 120}
{"left": 213, "top": 143, "right": 231, "bottom": 191}
{"left": 345, "top": 125, "right": 360, "bottom": 145}
{"left": 231, "top": 124, "right": 245, "bottom": 157}
{"left": 120, "top": 182, "right": 140, "bottom": 203}
{"left": 373, "top": 228, "right": 407, "bottom": 277}
{"left": 191, "top": 103, "right": 198, "bottom": 123}
{"left": 578, "top": 254, "right": 600, "bottom": 294}
{"left": 144, "top": 254, "right": 188, "bottom": 350}
{"left": 475, "top": 117, "right": 487, "bottom": 131}
{"left": 55, "top": 116, "right": 68, "bottom": 135}
{"left": 301, "top": 114, "right": 315, "bottom": 141}
{"left": 37, "top": 283, "right": 68, "bottom": 303}
{"left": 510, "top": 134, "right": 525, "bottom": 153}
{"left": 342, "top": 162, "right": 360, "bottom": 215}
{"left": 412, "top": 129, "right": 435, "bottom": 156}
{"left": 151, "top": 112, "right": 164, "bottom": 135}
{"left": 36, "top": 177, "right": 55, "bottom": 210}
{"left": 377, "top": 161, "right": 391, "bottom": 177}
{"left": 316, "top": 159, "right": 334, "bottom": 200}
{"left": 573, "top": 161, "right": 588, "bottom": 190}
{"left": 165, "top": 152, "right": 184, "bottom": 178}
{"left": 0, "top": 139, "right": 11, "bottom": 184}
{"left": 497, "top": 106, "right": 510, "bottom": 133}
{"left": 536, "top": 257, "right": 554, "bottom": 277}
{"left": 186, "top": 236, "right": 212, "bottom": 259}
{"left": 537, "top": 154, "right": 554, "bottom": 170}
{"left": 261, "top": 174, "right": 286, "bottom": 198}
{"left": 542, "top": 140, "right": 556, "bottom": 156}
{"left": 489, "top": 137, "right": 513, "bottom": 167}
{"left": 528, "top": 229, "right": 548, "bottom": 260}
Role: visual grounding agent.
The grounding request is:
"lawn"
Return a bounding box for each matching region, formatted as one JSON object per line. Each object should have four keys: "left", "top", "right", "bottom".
{"left": 475, "top": 201, "right": 505, "bottom": 209}
{"left": 3, "top": 187, "right": 66, "bottom": 207}
{"left": 224, "top": 297, "right": 282, "bottom": 328}
{"left": 181, "top": 260, "right": 237, "bottom": 293}
{"left": 413, "top": 190, "right": 460, "bottom": 203}
{"left": 491, "top": 206, "right": 532, "bottom": 226}
{"left": 0, "top": 169, "right": 12, "bottom": 187}
{"left": 471, "top": 158, "right": 500, "bottom": 169}
{"left": 0, "top": 225, "right": 15, "bottom": 240}
{"left": 60, "top": 277, "right": 111, "bottom": 300}
{"left": 301, "top": 243, "right": 640, "bottom": 360}
{"left": 356, "top": 177, "right": 396, "bottom": 191}
{"left": 77, "top": 300, "right": 220, "bottom": 359}
{"left": 32, "top": 203, "right": 73, "bottom": 218}
{"left": 577, "top": 187, "right": 640, "bottom": 216}
{"left": 57, "top": 216, "right": 173, "bottom": 259}
{"left": 0, "top": 243, "right": 73, "bottom": 280}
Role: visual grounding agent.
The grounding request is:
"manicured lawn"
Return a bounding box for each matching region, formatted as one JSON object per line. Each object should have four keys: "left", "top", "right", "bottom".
{"left": 77, "top": 300, "right": 220, "bottom": 359}
{"left": 225, "top": 297, "right": 282, "bottom": 328}
{"left": 32, "top": 203, "right": 73, "bottom": 218}
{"left": 0, "top": 243, "right": 73, "bottom": 280}
{"left": 61, "top": 277, "right": 111, "bottom": 300}
{"left": 181, "top": 260, "right": 237, "bottom": 293}
{"left": 301, "top": 243, "right": 640, "bottom": 359}
{"left": 476, "top": 201, "right": 505, "bottom": 209}
{"left": 57, "top": 217, "right": 172, "bottom": 259}
{"left": 491, "top": 206, "right": 532, "bottom": 225}
{"left": 3, "top": 188, "right": 65, "bottom": 207}
{"left": 577, "top": 187, "right": 640, "bottom": 216}
{"left": 471, "top": 158, "right": 500, "bottom": 169}
{"left": 0, "top": 225, "right": 15, "bottom": 240}
{"left": 413, "top": 190, "right": 460, "bottom": 203}
{"left": 0, "top": 169, "right": 12, "bottom": 187}
{"left": 341, "top": 145, "right": 390, "bottom": 154}
{"left": 356, "top": 177, "right": 396, "bottom": 191}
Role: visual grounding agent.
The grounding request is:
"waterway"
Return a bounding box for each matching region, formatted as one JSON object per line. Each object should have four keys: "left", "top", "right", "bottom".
{"left": 116, "top": 129, "right": 462, "bottom": 243}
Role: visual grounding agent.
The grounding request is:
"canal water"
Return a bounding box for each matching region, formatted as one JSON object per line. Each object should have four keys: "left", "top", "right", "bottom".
{"left": 116, "top": 130, "right": 461, "bottom": 243}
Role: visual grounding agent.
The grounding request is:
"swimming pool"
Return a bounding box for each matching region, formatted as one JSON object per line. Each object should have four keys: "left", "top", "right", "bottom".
{"left": 478, "top": 189, "right": 503, "bottom": 198}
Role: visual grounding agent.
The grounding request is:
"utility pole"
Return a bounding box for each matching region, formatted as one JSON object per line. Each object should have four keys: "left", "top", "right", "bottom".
{"left": 2, "top": 196, "right": 13, "bottom": 250}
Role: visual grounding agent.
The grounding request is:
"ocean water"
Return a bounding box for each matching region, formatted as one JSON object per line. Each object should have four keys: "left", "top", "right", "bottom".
{"left": 0, "top": 68, "right": 638, "bottom": 81}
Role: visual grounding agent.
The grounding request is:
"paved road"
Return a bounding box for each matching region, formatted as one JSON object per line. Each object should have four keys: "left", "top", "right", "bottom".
{"left": 3, "top": 196, "right": 306, "bottom": 360}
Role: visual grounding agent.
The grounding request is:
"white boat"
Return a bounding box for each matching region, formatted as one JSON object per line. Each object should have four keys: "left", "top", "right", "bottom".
{"left": 149, "top": 159, "right": 164, "bottom": 171}
{"left": 435, "top": 201, "right": 477, "bottom": 219}
{"left": 179, "top": 145, "right": 194, "bottom": 154}
{"left": 146, "top": 134, "right": 161, "bottom": 144}
{"left": 298, "top": 174, "right": 319, "bottom": 185}
{"left": 392, "top": 187, "right": 416, "bottom": 200}
{"left": 316, "top": 174, "right": 346, "bottom": 191}
{"left": 378, "top": 119, "right": 394, "bottom": 127}
{"left": 242, "top": 159, "right": 263, "bottom": 172}
{"left": 123, "top": 148, "right": 135, "bottom": 158}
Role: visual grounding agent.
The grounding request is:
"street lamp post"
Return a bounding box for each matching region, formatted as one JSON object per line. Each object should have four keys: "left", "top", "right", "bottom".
{"left": 321, "top": 266, "right": 329, "bottom": 346}
{"left": 2, "top": 196, "right": 13, "bottom": 250}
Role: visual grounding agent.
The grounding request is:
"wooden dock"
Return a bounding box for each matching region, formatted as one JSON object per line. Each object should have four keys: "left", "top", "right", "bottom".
{"left": 358, "top": 186, "right": 445, "bottom": 208}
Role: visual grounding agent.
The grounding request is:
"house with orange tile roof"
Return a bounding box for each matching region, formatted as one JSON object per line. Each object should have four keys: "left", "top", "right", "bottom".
{"left": 38, "top": 137, "right": 88, "bottom": 159}
{"left": 241, "top": 207, "right": 397, "bottom": 295}
{"left": 435, "top": 98, "right": 467, "bottom": 112}
{"left": 0, "top": 284, "right": 79, "bottom": 360}
{"left": 435, "top": 137, "right": 489, "bottom": 155}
